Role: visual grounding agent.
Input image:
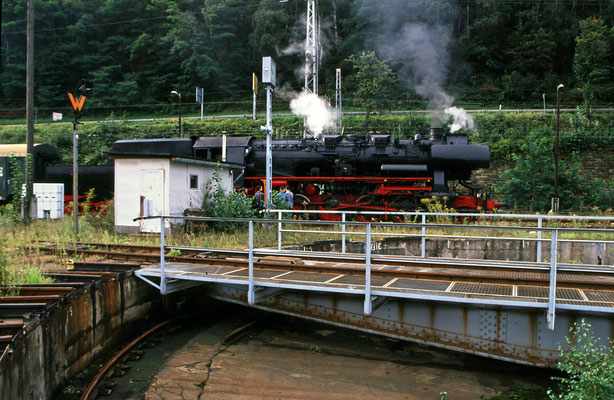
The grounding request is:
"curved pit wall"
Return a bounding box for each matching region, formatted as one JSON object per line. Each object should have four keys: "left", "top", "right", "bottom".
{"left": 0, "top": 273, "right": 157, "bottom": 400}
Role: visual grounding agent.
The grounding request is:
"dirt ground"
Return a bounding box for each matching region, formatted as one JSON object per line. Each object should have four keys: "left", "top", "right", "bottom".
{"left": 140, "top": 312, "right": 546, "bottom": 400}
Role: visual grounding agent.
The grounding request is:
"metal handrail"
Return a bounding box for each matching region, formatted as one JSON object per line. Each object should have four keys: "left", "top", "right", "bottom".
{"left": 135, "top": 213, "right": 614, "bottom": 332}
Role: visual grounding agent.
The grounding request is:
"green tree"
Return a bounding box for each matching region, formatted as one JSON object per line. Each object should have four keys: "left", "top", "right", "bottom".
{"left": 573, "top": 17, "right": 612, "bottom": 116}
{"left": 249, "top": 0, "right": 292, "bottom": 57}
{"left": 495, "top": 128, "right": 585, "bottom": 211}
{"left": 346, "top": 51, "right": 397, "bottom": 115}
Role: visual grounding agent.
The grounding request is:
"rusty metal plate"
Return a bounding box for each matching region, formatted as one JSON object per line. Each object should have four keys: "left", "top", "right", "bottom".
{"left": 451, "top": 283, "right": 512, "bottom": 296}
{"left": 273, "top": 272, "right": 338, "bottom": 283}
{"left": 560, "top": 274, "right": 614, "bottom": 283}
{"left": 584, "top": 290, "right": 614, "bottom": 303}
{"left": 470, "top": 294, "right": 542, "bottom": 303}
{"left": 389, "top": 279, "right": 451, "bottom": 291}
{"left": 517, "top": 286, "right": 547, "bottom": 298}
{"left": 517, "top": 287, "right": 583, "bottom": 301}
{"left": 163, "top": 262, "right": 238, "bottom": 276}
{"left": 231, "top": 269, "right": 290, "bottom": 279}
{"left": 333, "top": 276, "right": 394, "bottom": 287}
{"left": 556, "top": 289, "right": 583, "bottom": 300}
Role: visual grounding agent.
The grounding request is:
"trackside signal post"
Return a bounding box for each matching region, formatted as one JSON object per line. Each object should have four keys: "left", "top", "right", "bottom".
{"left": 260, "top": 57, "right": 276, "bottom": 207}
{"left": 67, "top": 80, "right": 90, "bottom": 235}
{"left": 196, "top": 87, "right": 204, "bottom": 121}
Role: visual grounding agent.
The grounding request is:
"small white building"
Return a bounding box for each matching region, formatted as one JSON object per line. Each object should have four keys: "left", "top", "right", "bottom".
{"left": 109, "top": 138, "right": 236, "bottom": 234}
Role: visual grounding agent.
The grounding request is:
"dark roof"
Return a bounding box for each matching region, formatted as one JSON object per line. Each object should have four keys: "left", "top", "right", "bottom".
{"left": 108, "top": 138, "right": 193, "bottom": 158}
{"left": 193, "top": 136, "right": 252, "bottom": 148}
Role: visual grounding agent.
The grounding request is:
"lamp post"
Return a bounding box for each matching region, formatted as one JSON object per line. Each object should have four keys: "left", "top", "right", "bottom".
{"left": 553, "top": 83, "right": 564, "bottom": 213}
{"left": 171, "top": 90, "right": 182, "bottom": 137}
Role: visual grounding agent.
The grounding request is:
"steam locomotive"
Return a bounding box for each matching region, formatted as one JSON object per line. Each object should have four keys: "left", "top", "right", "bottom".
{"left": 193, "top": 127, "right": 502, "bottom": 220}
{"left": 3, "top": 126, "right": 498, "bottom": 219}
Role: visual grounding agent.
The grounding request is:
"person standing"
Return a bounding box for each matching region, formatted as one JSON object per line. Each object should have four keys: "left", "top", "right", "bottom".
{"left": 252, "top": 185, "right": 265, "bottom": 213}
{"left": 281, "top": 186, "right": 294, "bottom": 209}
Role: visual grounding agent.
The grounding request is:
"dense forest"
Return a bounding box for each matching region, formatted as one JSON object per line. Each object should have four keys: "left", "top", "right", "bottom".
{"left": 3, "top": 0, "right": 614, "bottom": 118}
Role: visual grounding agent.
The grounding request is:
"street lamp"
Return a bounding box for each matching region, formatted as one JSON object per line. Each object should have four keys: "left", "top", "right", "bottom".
{"left": 171, "top": 90, "right": 182, "bottom": 137}
{"left": 553, "top": 83, "right": 564, "bottom": 213}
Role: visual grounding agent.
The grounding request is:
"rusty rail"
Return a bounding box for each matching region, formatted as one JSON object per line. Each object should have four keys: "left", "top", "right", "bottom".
{"left": 80, "top": 319, "right": 174, "bottom": 400}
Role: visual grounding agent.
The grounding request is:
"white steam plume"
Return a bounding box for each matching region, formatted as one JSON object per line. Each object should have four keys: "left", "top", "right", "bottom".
{"left": 281, "top": 14, "right": 336, "bottom": 82}
{"left": 382, "top": 23, "right": 454, "bottom": 126}
{"left": 445, "top": 106, "right": 474, "bottom": 133}
{"left": 289, "top": 92, "right": 335, "bottom": 138}
{"left": 366, "top": 1, "right": 474, "bottom": 131}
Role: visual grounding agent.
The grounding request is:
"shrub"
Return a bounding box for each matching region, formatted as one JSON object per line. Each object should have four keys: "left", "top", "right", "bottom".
{"left": 201, "top": 171, "right": 254, "bottom": 231}
{"left": 548, "top": 319, "right": 614, "bottom": 400}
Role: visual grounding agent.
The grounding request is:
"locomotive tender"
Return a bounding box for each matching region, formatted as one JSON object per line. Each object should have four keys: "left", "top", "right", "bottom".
{"left": 194, "top": 127, "right": 500, "bottom": 220}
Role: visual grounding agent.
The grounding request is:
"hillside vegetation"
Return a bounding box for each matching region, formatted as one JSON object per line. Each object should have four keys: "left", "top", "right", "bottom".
{"left": 4, "top": 1, "right": 614, "bottom": 119}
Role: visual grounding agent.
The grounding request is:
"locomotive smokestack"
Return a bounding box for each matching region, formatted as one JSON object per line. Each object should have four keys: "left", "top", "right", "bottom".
{"left": 430, "top": 127, "right": 443, "bottom": 141}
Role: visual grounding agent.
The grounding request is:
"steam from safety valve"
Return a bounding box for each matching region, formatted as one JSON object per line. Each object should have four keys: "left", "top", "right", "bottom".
{"left": 445, "top": 106, "right": 474, "bottom": 133}
{"left": 289, "top": 92, "right": 335, "bottom": 138}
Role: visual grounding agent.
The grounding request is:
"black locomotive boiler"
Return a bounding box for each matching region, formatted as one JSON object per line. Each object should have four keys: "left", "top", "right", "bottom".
{"left": 193, "top": 127, "right": 501, "bottom": 220}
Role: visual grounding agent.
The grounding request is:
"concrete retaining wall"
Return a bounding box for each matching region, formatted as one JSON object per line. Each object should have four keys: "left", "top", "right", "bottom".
{"left": 0, "top": 273, "right": 156, "bottom": 400}
{"left": 301, "top": 237, "right": 613, "bottom": 265}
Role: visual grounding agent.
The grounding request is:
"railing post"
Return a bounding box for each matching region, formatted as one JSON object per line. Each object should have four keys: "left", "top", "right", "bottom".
{"left": 536, "top": 216, "right": 543, "bottom": 263}
{"left": 364, "top": 223, "right": 372, "bottom": 315}
{"left": 421, "top": 214, "right": 426, "bottom": 258}
{"left": 160, "top": 216, "right": 166, "bottom": 295}
{"left": 277, "top": 211, "right": 282, "bottom": 250}
{"left": 341, "top": 213, "right": 346, "bottom": 254}
{"left": 547, "top": 229, "right": 558, "bottom": 330}
{"left": 248, "top": 220, "right": 255, "bottom": 305}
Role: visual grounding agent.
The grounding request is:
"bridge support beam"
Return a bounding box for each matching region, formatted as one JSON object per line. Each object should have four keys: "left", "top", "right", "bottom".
{"left": 207, "top": 283, "right": 614, "bottom": 367}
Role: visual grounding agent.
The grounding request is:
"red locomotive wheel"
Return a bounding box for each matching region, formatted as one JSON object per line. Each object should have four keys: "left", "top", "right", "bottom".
{"left": 318, "top": 196, "right": 342, "bottom": 221}
{"left": 391, "top": 215, "right": 405, "bottom": 223}
{"left": 354, "top": 195, "right": 382, "bottom": 222}
{"left": 355, "top": 214, "right": 382, "bottom": 222}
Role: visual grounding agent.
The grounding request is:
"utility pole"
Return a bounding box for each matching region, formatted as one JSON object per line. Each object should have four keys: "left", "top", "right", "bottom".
{"left": 25, "top": 0, "right": 35, "bottom": 218}
{"left": 260, "top": 57, "right": 276, "bottom": 208}
{"left": 553, "top": 84, "right": 564, "bottom": 213}
{"left": 252, "top": 73, "right": 258, "bottom": 120}
{"left": 335, "top": 68, "right": 342, "bottom": 133}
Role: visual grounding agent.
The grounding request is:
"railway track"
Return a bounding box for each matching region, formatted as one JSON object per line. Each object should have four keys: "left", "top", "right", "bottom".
{"left": 4, "top": 239, "right": 614, "bottom": 396}
{"left": 80, "top": 319, "right": 174, "bottom": 400}
{"left": 32, "top": 241, "right": 614, "bottom": 290}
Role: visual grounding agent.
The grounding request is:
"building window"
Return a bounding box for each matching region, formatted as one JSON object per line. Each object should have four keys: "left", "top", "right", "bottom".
{"left": 189, "top": 175, "right": 198, "bottom": 190}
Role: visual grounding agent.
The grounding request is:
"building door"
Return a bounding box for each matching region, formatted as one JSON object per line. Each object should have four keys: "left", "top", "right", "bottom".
{"left": 139, "top": 169, "right": 165, "bottom": 233}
